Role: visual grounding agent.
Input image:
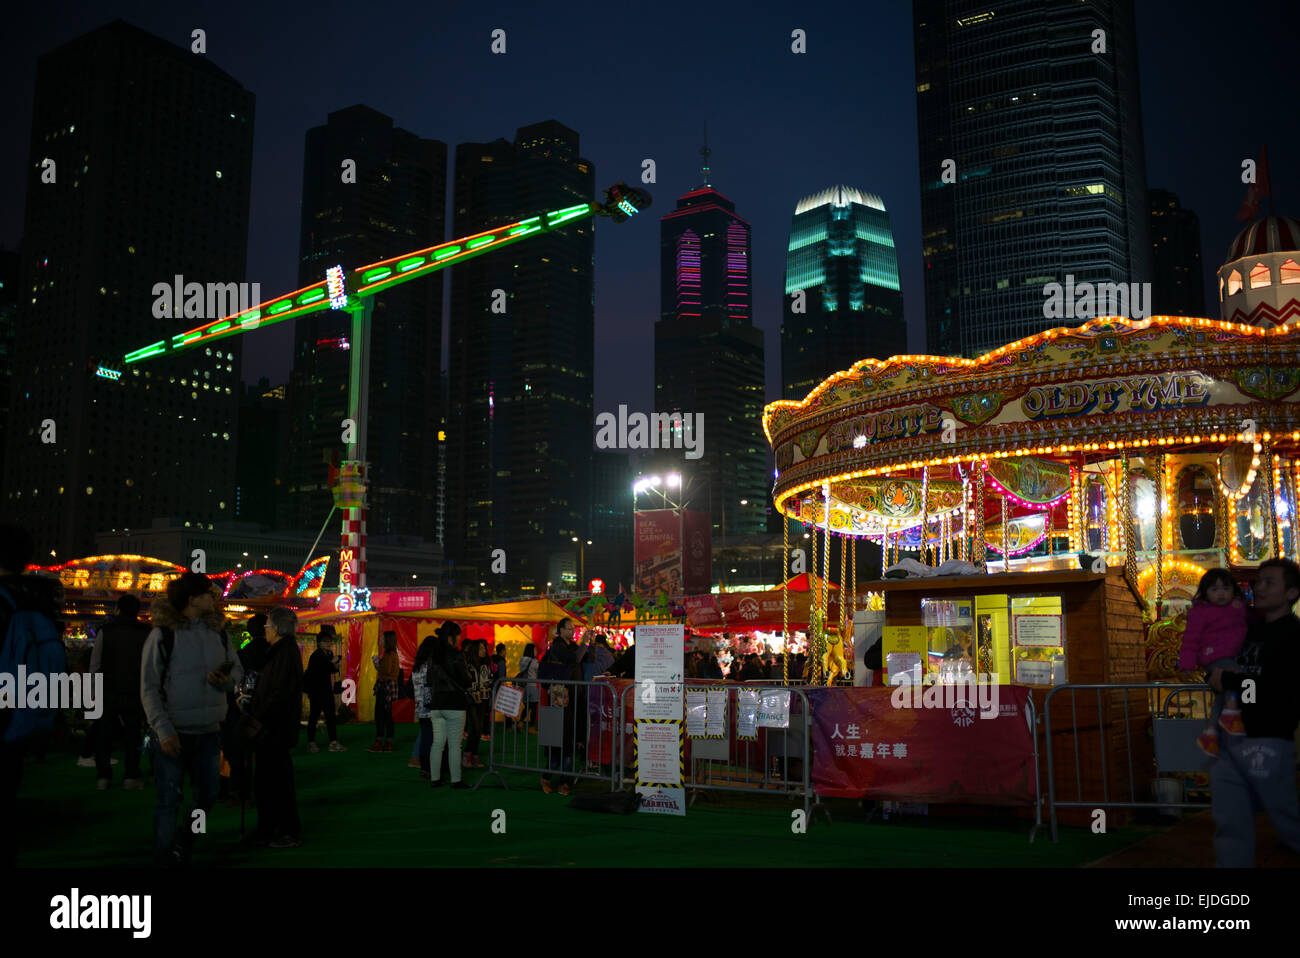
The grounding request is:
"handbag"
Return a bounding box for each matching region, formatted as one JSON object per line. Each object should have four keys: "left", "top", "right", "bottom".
{"left": 398, "top": 669, "right": 414, "bottom": 700}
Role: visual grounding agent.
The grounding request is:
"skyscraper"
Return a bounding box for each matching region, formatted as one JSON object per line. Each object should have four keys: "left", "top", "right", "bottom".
{"left": 446, "top": 120, "right": 595, "bottom": 591}
{"left": 4, "top": 21, "right": 253, "bottom": 555}
{"left": 285, "top": 105, "right": 446, "bottom": 544}
{"left": 914, "top": 0, "right": 1151, "bottom": 358}
{"left": 655, "top": 141, "right": 766, "bottom": 539}
{"left": 1148, "top": 189, "right": 1206, "bottom": 317}
{"left": 0, "top": 248, "right": 18, "bottom": 489}
{"left": 781, "top": 186, "right": 906, "bottom": 400}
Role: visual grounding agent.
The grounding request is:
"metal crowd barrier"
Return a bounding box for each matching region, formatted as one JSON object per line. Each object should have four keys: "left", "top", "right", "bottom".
{"left": 615, "top": 681, "right": 820, "bottom": 821}
{"left": 472, "top": 678, "right": 622, "bottom": 793}
{"left": 1044, "top": 681, "right": 1213, "bottom": 842}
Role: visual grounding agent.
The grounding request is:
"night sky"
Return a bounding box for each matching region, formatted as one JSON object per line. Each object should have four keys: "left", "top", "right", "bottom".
{"left": 2, "top": 0, "right": 1296, "bottom": 416}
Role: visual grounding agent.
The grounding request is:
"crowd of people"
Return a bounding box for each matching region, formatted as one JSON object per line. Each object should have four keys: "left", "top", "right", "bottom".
{"left": 2, "top": 517, "right": 1300, "bottom": 869}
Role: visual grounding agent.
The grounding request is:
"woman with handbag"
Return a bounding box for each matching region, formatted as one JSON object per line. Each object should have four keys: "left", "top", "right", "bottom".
{"left": 539, "top": 620, "right": 581, "bottom": 795}
{"left": 428, "top": 623, "right": 471, "bottom": 789}
{"left": 368, "top": 631, "right": 400, "bottom": 753}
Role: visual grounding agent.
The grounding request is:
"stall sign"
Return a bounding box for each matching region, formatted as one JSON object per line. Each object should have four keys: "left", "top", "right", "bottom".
{"left": 756, "top": 690, "right": 790, "bottom": 729}
{"left": 1014, "top": 614, "right": 1063, "bottom": 648}
{"left": 636, "top": 785, "right": 686, "bottom": 816}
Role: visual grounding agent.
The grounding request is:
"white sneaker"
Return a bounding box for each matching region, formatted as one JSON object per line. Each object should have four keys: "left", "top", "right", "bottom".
{"left": 328, "top": 741, "right": 347, "bottom": 752}
{"left": 307, "top": 743, "right": 320, "bottom": 754}
{"left": 77, "top": 757, "right": 96, "bottom": 768}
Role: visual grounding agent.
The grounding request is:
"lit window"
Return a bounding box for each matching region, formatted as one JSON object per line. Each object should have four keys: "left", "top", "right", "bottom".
{"left": 1219, "top": 276, "right": 1225, "bottom": 301}
{"left": 1227, "top": 270, "right": 1242, "bottom": 296}
{"left": 1249, "top": 262, "right": 1271, "bottom": 289}
{"left": 1281, "top": 259, "right": 1300, "bottom": 285}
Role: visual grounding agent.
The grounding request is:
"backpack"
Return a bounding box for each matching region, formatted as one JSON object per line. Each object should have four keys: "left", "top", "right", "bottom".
{"left": 0, "top": 583, "right": 69, "bottom": 744}
{"left": 156, "top": 626, "right": 231, "bottom": 703}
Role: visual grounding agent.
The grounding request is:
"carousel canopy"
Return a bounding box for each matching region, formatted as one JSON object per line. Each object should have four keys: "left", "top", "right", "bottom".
{"left": 764, "top": 316, "right": 1300, "bottom": 535}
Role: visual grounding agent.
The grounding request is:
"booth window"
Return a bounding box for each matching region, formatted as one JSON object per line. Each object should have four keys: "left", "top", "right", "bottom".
{"left": 1227, "top": 269, "right": 1242, "bottom": 296}
{"left": 1281, "top": 259, "right": 1300, "bottom": 285}
{"left": 1248, "top": 262, "right": 1271, "bottom": 289}
{"left": 1084, "top": 474, "right": 1108, "bottom": 552}
{"left": 1010, "top": 595, "right": 1066, "bottom": 686}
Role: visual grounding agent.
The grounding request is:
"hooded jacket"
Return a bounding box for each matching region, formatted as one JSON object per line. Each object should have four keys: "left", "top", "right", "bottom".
{"left": 140, "top": 596, "right": 242, "bottom": 741}
{"left": 0, "top": 573, "right": 63, "bottom": 740}
{"left": 1177, "top": 599, "right": 1251, "bottom": 671}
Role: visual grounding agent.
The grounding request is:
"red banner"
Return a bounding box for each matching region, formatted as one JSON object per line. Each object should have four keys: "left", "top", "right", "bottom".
{"left": 634, "top": 509, "right": 681, "bottom": 596}
{"left": 682, "top": 509, "right": 712, "bottom": 594}
{"left": 683, "top": 594, "right": 723, "bottom": 629}
{"left": 805, "top": 686, "right": 1035, "bottom": 804}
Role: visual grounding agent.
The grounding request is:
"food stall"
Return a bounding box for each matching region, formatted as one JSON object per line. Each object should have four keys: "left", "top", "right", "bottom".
{"left": 764, "top": 315, "right": 1300, "bottom": 820}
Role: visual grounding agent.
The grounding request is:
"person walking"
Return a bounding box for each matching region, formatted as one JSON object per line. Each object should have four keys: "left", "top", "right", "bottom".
{"left": 515, "top": 642, "right": 541, "bottom": 730}
{"left": 0, "top": 523, "right": 63, "bottom": 867}
{"left": 369, "top": 631, "right": 400, "bottom": 753}
{"left": 304, "top": 626, "right": 346, "bottom": 753}
{"left": 462, "top": 639, "right": 491, "bottom": 769}
{"left": 412, "top": 633, "right": 440, "bottom": 780}
{"left": 1208, "top": 558, "right": 1300, "bottom": 867}
{"left": 241, "top": 608, "right": 304, "bottom": 849}
{"left": 91, "top": 594, "right": 150, "bottom": 790}
{"left": 140, "top": 572, "right": 242, "bottom": 868}
{"left": 539, "top": 619, "right": 581, "bottom": 795}
{"left": 428, "top": 623, "right": 470, "bottom": 789}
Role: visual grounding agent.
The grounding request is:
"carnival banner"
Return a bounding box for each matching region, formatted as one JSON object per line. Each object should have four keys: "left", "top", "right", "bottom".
{"left": 805, "top": 686, "right": 1036, "bottom": 803}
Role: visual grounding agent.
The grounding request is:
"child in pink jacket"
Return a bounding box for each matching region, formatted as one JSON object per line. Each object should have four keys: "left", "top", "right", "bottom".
{"left": 1177, "top": 569, "right": 1249, "bottom": 755}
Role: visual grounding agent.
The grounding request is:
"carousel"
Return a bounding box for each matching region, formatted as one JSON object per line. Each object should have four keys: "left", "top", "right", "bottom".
{"left": 764, "top": 315, "right": 1300, "bottom": 686}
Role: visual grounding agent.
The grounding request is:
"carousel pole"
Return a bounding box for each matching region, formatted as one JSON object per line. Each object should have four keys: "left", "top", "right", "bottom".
{"left": 1120, "top": 448, "right": 1138, "bottom": 595}
{"left": 840, "top": 527, "right": 849, "bottom": 638}
{"left": 782, "top": 511, "right": 790, "bottom": 687}
{"left": 1001, "top": 495, "right": 1010, "bottom": 571}
{"left": 1263, "top": 436, "right": 1280, "bottom": 559}
{"left": 960, "top": 471, "right": 970, "bottom": 562}
{"left": 974, "top": 464, "right": 987, "bottom": 571}
{"left": 920, "top": 466, "right": 931, "bottom": 566}
{"left": 1155, "top": 453, "right": 1166, "bottom": 617}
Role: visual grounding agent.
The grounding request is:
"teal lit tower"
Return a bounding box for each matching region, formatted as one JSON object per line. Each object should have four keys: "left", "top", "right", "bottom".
{"left": 781, "top": 186, "right": 905, "bottom": 399}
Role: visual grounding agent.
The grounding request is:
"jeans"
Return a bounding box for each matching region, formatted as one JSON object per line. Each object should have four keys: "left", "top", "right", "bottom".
{"left": 306, "top": 694, "right": 338, "bottom": 744}
{"left": 429, "top": 710, "right": 466, "bottom": 783}
{"left": 418, "top": 718, "right": 432, "bottom": 773}
{"left": 253, "top": 743, "right": 300, "bottom": 840}
{"left": 464, "top": 700, "right": 484, "bottom": 758}
{"left": 150, "top": 731, "right": 221, "bottom": 868}
{"left": 94, "top": 699, "right": 143, "bottom": 780}
{"left": 1211, "top": 737, "right": 1300, "bottom": 867}
{"left": 375, "top": 692, "right": 395, "bottom": 742}
{"left": 543, "top": 749, "right": 574, "bottom": 788}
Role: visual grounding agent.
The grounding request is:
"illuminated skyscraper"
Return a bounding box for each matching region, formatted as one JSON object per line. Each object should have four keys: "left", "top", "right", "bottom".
{"left": 654, "top": 138, "right": 766, "bottom": 539}
{"left": 781, "top": 186, "right": 905, "bottom": 399}
{"left": 5, "top": 21, "right": 253, "bottom": 554}
{"left": 914, "top": 0, "right": 1151, "bottom": 357}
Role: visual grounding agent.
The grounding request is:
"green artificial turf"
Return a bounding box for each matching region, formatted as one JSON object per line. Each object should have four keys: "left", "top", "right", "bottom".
{"left": 16, "top": 721, "right": 1156, "bottom": 868}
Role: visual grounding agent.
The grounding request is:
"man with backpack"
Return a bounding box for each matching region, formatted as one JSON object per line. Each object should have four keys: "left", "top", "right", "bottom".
{"left": 90, "top": 593, "right": 150, "bottom": 791}
{"left": 140, "top": 571, "right": 242, "bottom": 868}
{"left": 0, "top": 522, "right": 65, "bottom": 867}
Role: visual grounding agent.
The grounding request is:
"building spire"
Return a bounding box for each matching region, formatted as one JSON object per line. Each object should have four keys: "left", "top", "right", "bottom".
{"left": 699, "top": 122, "right": 712, "bottom": 189}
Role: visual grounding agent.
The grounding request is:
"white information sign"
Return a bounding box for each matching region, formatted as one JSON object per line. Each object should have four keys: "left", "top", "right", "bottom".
{"left": 493, "top": 684, "right": 523, "bottom": 719}
{"left": 706, "top": 688, "right": 727, "bottom": 737}
{"left": 757, "top": 690, "right": 791, "bottom": 729}
{"left": 636, "top": 785, "right": 686, "bottom": 816}
{"left": 685, "top": 688, "right": 707, "bottom": 737}
{"left": 635, "top": 624, "right": 684, "bottom": 720}
{"left": 636, "top": 721, "right": 682, "bottom": 785}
